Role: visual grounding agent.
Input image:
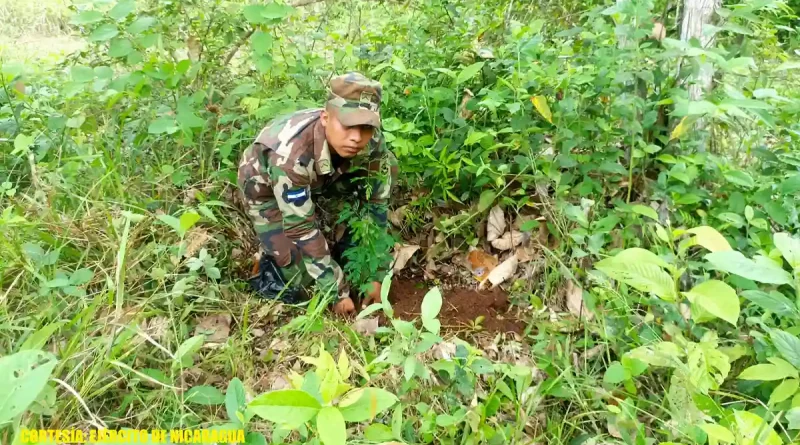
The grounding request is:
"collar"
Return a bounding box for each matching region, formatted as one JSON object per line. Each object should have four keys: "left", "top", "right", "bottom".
{"left": 313, "top": 117, "right": 333, "bottom": 175}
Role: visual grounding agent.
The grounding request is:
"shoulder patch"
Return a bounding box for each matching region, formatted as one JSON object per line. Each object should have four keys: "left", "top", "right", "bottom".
{"left": 284, "top": 186, "right": 310, "bottom": 206}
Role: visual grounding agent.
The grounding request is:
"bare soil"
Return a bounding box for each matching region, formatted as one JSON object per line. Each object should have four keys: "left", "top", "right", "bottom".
{"left": 387, "top": 279, "right": 526, "bottom": 334}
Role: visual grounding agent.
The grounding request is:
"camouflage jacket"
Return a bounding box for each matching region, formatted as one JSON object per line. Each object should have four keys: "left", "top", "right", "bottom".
{"left": 238, "top": 108, "right": 394, "bottom": 299}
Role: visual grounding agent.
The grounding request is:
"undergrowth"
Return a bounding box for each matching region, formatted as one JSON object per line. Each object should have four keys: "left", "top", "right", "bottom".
{"left": 4, "top": 0, "right": 800, "bottom": 444}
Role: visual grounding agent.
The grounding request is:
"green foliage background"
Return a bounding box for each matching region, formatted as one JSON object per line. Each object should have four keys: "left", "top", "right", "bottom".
{"left": 4, "top": 0, "right": 800, "bottom": 443}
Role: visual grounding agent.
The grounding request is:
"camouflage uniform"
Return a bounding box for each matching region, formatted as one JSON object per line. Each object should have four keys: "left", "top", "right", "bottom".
{"left": 237, "top": 73, "right": 398, "bottom": 301}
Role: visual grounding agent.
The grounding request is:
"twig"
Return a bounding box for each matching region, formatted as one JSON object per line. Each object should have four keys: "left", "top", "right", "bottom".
{"left": 223, "top": 27, "right": 255, "bottom": 66}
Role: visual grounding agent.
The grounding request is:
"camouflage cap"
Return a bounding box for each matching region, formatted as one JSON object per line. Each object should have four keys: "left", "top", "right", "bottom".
{"left": 326, "top": 72, "right": 382, "bottom": 128}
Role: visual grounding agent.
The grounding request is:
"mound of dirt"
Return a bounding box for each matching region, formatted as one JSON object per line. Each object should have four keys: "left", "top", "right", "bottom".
{"left": 388, "top": 279, "right": 526, "bottom": 334}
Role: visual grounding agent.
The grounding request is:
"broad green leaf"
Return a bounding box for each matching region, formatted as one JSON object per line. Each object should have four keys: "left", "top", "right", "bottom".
{"left": 700, "top": 424, "right": 735, "bottom": 444}
{"left": 248, "top": 390, "right": 321, "bottom": 429}
{"left": 531, "top": 95, "right": 552, "bottom": 123}
{"left": 184, "top": 385, "right": 225, "bottom": 405}
{"left": 686, "top": 226, "right": 732, "bottom": 252}
{"left": 768, "top": 356, "right": 798, "bottom": 378}
{"left": 741, "top": 290, "right": 796, "bottom": 317}
{"left": 156, "top": 214, "right": 182, "bottom": 234}
{"left": 90, "top": 24, "right": 119, "bottom": 42}
{"left": 404, "top": 355, "right": 417, "bottom": 381}
{"left": 71, "top": 66, "right": 95, "bottom": 83}
{"left": 243, "top": 5, "right": 269, "bottom": 23}
{"left": 776, "top": 61, "right": 800, "bottom": 71}
{"left": 262, "top": 2, "right": 295, "bottom": 19}
{"left": 413, "top": 332, "right": 441, "bottom": 354}
{"left": 478, "top": 190, "right": 496, "bottom": 212}
{"left": 109, "top": 0, "right": 136, "bottom": 20}
{"left": 704, "top": 251, "right": 792, "bottom": 285}
{"left": 174, "top": 334, "right": 204, "bottom": 367}
{"left": 717, "top": 212, "right": 746, "bottom": 227}
{"left": 769, "top": 379, "right": 799, "bottom": 405}
{"left": 682, "top": 280, "right": 739, "bottom": 326}
{"left": 625, "top": 342, "right": 684, "bottom": 367}
{"left": 687, "top": 100, "right": 717, "bottom": 116}
{"left": 226, "top": 378, "right": 247, "bottom": 424}
{"left": 251, "top": 30, "right": 273, "bottom": 55}
{"left": 456, "top": 62, "right": 485, "bottom": 84}
{"left": 364, "top": 424, "right": 394, "bottom": 441}
{"left": 391, "top": 404, "right": 403, "bottom": 439}
{"left": 316, "top": 407, "right": 346, "bottom": 445}
{"left": 774, "top": 232, "right": 800, "bottom": 269}
{"left": 771, "top": 329, "right": 800, "bottom": 369}
{"left": 127, "top": 16, "right": 156, "bottom": 34}
{"left": 70, "top": 268, "right": 94, "bottom": 285}
{"left": 738, "top": 364, "right": 795, "bottom": 381}
{"left": 595, "top": 258, "right": 677, "bottom": 301}
{"left": 13, "top": 133, "right": 34, "bottom": 156}
{"left": 148, "top": 118, "right": 179, "bottom": 135}
{"left": 70, "top": 10, "right": 104, "bottom": 25}
{"left": 0, "top": 350, "right": 59, "bottom": 424}
{"left": 613, "top": 247, "right": 671, "bottom": 269}
{"left": 465, "top": 130, "right": 488, "bottom": 145}
{"left": 603, "top": 362, "right": 630, "bottom": 384}
{"left": 724, "top": 170, "right": 755, "bottom": 189}
{"left": 421, "top": 287, "right": 442, "bottom": 321}
{"left": 177, "top": 111, "right": 205, "bottom": 128}
{"left": 109, "top": 38, "right": 133, "bottom": 57}
{"left": 179, "top": 211, "right": 201, "bottom": 234}
{"left": 470, "top": 358, "right": 494, "bottom": 374}
{"left": 244, "top": 432, "right": 267, "bottom": 445}
{"left": 338, "top": 388, "right": 398, "bottom": 422}
{"left": 20, "top": 322, "right": 66, "bottom": 351}
{"left": 632, "top": 205, "right": 659, "bottom": 221}
{"left": 733, "top": 410, "right": 783, "bottom": 445}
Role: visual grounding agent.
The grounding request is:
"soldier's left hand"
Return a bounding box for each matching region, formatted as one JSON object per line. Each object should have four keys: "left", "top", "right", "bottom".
{"left": 361, "top": 281, "right": 382, "bottom": 309}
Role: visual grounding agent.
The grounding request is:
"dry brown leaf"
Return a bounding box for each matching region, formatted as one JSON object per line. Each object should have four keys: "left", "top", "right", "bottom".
{"left": 252, "top": 328, "right": 265, "bottom": 338}
{"left": 141, "top": 316, "right": 169, "bottom": 341}
{"left": 565, "top": 281, "right": 593, "bottom": 321}
{"left": 487, "top": 205, "right": 505, "bottom": 242}
{"left": 352, "top": 318, "right": 379, "bottom": 336}
{"left": 433, "top": 342, "right": 457, "bottom": 360}
{"left": 184, "top": 229, "right": 212, "bottom": 258}
{"left": 194, "top": 314, "right": 231, "bottom": 343}
{"left": 466, "top": 249, "right": 498, "bottom": 281}
{"left": 424, "top": 258, "right": 437, "bottom": 280}
{"left": 491, "top": 230, "right": 529, "bottom": 251}
{"left": 393, "top": 244, "right": 420, "bottom": 272}
{"left": 389, "top": 205, "right": 407, "bottom": 228}
{"left": 481, "top": 254, "right": 518, "bottom": 289}
{"left": 515, "top": 245, "right": 538, "bottom": 263}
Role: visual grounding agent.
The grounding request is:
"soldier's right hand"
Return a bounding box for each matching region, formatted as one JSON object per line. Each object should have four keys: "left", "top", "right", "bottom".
{"left": 333, "top": 297, "right": 355, "bottom": 315}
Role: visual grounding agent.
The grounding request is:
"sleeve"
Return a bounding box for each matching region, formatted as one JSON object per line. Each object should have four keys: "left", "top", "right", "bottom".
{"left": 269, "top": 161, "right": 350, "bottom": 300}
{"left": 363, "top": 135, "right": 399, "bottom": 282}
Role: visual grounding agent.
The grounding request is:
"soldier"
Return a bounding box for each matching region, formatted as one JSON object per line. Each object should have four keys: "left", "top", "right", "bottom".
{"left": 237, "top": 72, "right": 398, "bottom": 315}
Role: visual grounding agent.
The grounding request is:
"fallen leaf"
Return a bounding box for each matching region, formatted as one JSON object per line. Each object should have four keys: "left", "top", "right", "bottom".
{"left": 466, "top": 249, "right": 498, "bottom": 281}
{"left": 679, "top": 303, "right": 691, "bottom": 321}
{"left": 270, "top": 339, "right": 289, "bottom": 351}
{"left": 487, "top": 205, "right": 505, "bottom": 242}
{"left": 252, "top": 328, "right": 265, "bottom": 338}
{"left": 393, "top": 244, "right": 420, "bottom": 272}
{"left": 432, "top": 342, "right": 457, "bottom": 360}
{"left": 141, "top": 316, "right": 169, "bottom": 340}
{"left": 491, "top": 230, "right": 529, "bottom": 251}
{"left": 389, "top": 205, "right": 407, "bottom": 228}
{"left": 565, "top": 281, "right": 593, "bottom": 321}
{"left": 515, "top": 245, "right": 538, "bottom": 263}
{"left": 424, "top": 258, "right": 438, "bottom": 280}
{"left": 194, "top": 314, "right": 232, "bottom": 343}
{"left": 481, "top": 254, "right": 518, "bottom": 289}
{"left": 352, "top": 318, "right": 379, "bottom": 336}
{"left": 184, "top": 229, "right": 212, "bottom": 258}
{"left": 335, "top": 223, "right": 346, "bottom": 242}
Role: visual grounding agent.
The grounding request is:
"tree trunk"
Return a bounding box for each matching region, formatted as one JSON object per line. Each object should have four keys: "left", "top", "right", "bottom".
{"left": 680, "top": 0, "right": 720, "bottom": 100}
{"left": 680, "top": 0, "right": 720, "bottom": 152}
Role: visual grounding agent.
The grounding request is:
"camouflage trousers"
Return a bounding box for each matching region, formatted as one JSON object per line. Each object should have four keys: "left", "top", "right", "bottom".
{"left": 244, "top": 153, "right": 399, "bottom": 297}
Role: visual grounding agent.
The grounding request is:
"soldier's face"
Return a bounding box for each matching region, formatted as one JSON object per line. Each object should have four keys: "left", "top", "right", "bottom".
{"left": 321, "top": 110, "right": 374, "bottom": 158}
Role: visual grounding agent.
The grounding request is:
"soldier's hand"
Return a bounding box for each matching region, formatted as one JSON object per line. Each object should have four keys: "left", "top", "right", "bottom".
{"left": 333, "top": 297, "right": 355, "bottom": 315}
{"left": 361, "top": 281, "right": 382, "bottom": 309}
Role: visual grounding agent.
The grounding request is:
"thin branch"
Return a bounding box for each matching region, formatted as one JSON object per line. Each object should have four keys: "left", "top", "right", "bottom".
{"left": 223, "top": 27, "right": 255, "bottom": 66}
